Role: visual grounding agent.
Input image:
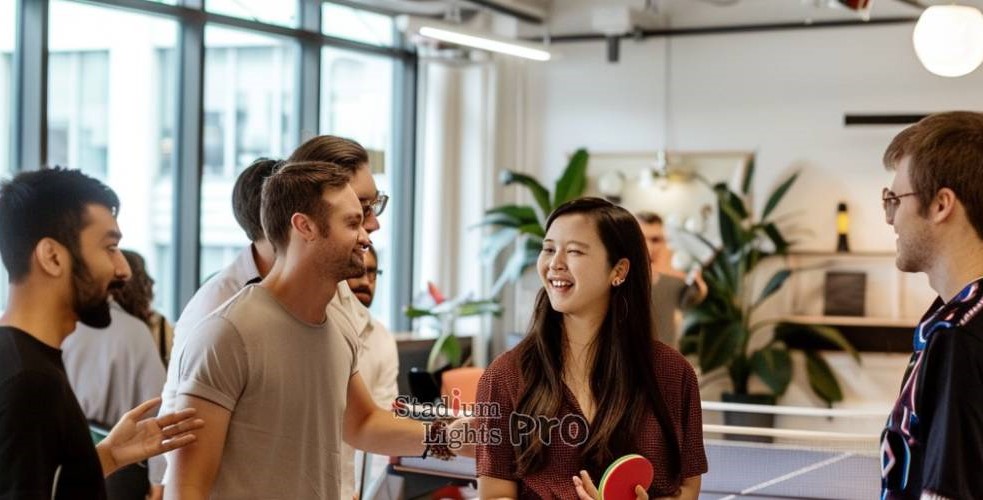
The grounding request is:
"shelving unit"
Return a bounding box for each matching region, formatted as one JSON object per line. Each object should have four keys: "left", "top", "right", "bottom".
{"left": 764, "top": 250, "right": 935, "bottom": 352}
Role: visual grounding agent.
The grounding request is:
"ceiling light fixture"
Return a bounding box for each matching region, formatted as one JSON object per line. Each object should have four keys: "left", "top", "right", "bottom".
{"left": 913, "top": 5, "right": 983, "bottom": 77}
{"left": 396, "top": 15, "right": 552, "bottom": 61}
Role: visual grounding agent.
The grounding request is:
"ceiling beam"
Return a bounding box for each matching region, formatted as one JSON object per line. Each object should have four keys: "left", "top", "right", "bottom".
{"left": 537, "top": 16, "right": 919, "bottom": 43}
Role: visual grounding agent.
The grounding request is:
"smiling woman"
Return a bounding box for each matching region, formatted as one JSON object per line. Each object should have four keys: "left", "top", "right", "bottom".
{"left": 475, "top": 198, "right": 707, "bottom": 500}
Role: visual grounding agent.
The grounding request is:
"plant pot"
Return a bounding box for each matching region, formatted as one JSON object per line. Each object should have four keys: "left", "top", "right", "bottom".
{"left": 721, "top": 392, "right": 777, "bottom": 443}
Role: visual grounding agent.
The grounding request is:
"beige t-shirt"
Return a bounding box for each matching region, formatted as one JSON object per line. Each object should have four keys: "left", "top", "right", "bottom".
{"left": 171, "top": 285, "right": 360, "bottom": 499}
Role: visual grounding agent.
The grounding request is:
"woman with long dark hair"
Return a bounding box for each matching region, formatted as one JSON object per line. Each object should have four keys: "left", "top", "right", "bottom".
{"left": 476, "top": 198, "right": 706, "bottom": 499}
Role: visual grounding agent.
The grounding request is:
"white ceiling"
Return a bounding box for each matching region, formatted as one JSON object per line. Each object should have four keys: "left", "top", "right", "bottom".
{"left": 524, "top": 0, "right": 983, "bottom": 34}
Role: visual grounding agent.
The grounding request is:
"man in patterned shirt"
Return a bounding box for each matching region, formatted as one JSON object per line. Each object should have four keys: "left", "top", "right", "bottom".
{"left": 880, "top": 111, "right": 983, "bottom": 499}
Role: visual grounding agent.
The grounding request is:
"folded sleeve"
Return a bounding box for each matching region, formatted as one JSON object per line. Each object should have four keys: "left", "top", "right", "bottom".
{"left": 175, "top": 316, "right": 248, "bottom": 412}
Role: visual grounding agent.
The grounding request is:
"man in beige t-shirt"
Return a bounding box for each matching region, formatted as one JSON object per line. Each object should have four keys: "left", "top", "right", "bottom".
{"left": 165, "top": 162, "right": 453, "bottom": 499}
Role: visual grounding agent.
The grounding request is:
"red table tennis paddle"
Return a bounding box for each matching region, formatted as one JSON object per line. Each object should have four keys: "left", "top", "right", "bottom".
{"left": 597, "top": 454, "right": 654, "bottom": 500}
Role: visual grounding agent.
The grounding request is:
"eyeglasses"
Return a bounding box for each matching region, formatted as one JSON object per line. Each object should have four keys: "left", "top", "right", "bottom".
{"left": 363, "top": 192, "right": 389, "bottom": 217}
{"left": 882, "top": 187, "right": 918, "bottom": 217}
{"left": 365, "top": 267, "right": 383, "bottom": 280}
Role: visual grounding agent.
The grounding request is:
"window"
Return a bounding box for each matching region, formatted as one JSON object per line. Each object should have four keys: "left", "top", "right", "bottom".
{"left": 207, "top": 0, "right": 297, "bottom": 28}
{"left": 322, "top": 2, "right": 395, "bottom": 47}
{"left": 48, "top": 0, "right": 179, "bottom": 316}
{"left": 200, "top": 26, "right": 298, "bottom": 281}
{"left": 0, "top": 0, "right": 13, "bottom": 309}
{"left": 320, "top": 47, "right": 395, "bottom": 321}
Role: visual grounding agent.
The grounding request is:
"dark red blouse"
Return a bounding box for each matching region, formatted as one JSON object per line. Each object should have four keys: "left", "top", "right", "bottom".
{"left": 475, "top": 342, "right": 707, "bottom": 499}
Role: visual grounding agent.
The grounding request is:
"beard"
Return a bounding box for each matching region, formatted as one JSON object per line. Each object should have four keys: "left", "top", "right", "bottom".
{"left": 71, "top": 252, "right": 123, "bottom": 328}
{"left": 895, "top": 228, "right": 933, "bottom": 274}
{"left": 337, "top": 251, "right": 367, "bottom": 282}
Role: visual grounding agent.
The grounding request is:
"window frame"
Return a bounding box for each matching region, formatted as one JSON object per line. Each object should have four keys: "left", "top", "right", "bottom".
{"left": 9, "top": 0, "right": 417, "bottom": 325}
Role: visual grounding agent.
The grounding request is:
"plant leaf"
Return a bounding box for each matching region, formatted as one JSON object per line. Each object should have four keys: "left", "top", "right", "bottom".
{"left": 741, "top": 155, "right": 755, "bottom": 196}
{"left": 553, "top": 148, "right": 589, "bottom": 207}
{"left": 804, "top": 350, "right": 844, "bottom": 406}
{"left": 774, "top": 323, "right": 860, "bottom": 362}
{"left": 699, "top": 322, "right": 745, "bottom": 374}
{"left": 404, "top": 306, "right": 437, "bottom": 319}
{"left": 484, "top": 205, "right": 539, "bottom": 225}
{"left": 762, "top": 172, "right": 800, "bottom": 220}
{"left": 517, "top": 223, "right": 546, "bottom": 239}
{"left": 750, "top": 346, "right": 792, "bottom": 396}
{"left": 472, "top": 212, "right": 521, "bottom": 229}
{"left": 490, "top": 237, "right": 541, "bottom": 297}
{"left": 762, "top": 222, "right": 790, "bottom": 254}
{"left": 428, "top": 331, "right": 462, "bottom": 371}
{"left": 499, "top": 171, "right": 551, "bottom": 219}
{"left": 480, "top": 227, "right": 519, "bottom": 263}
{"left": 753, "top": 269, "right": 792, "bottom": 308}
{"left": 455, "top": 300, "right": 503, "bottom": 317}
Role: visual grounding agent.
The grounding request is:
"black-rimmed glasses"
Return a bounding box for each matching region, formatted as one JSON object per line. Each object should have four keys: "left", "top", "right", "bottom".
{"left": 882, "top": 187, "right": 917, "bottom": 217}
{"left": 363, "top": 191, "right": 389, "bottom": 217}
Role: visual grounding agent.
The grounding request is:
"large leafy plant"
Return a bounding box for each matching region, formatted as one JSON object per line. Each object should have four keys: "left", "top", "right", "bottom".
{"left": 477, "top": 149, "right": 589, "bottom": 296}
{"left": 679, "top": 160, "right": 859, "bottom": 406}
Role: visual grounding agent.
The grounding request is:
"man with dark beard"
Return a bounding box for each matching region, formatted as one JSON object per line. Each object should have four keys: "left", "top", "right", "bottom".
{"left": 0, "top": 168, "right": 204, "bottom": 499}
{"left": 879, "top": 112, "right": 983, "bottom": 499}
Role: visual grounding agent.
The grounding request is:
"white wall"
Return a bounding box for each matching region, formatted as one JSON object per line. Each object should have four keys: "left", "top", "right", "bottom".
{"left": 522, "top": 22, "right": 983, "bottom": 421}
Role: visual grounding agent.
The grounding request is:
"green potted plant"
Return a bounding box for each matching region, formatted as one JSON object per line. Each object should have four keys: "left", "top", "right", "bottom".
{"left": 404, "top": 282, "right": 503, "bottom": 372}
{"left": 477, "top": 148, "right": 590, "bottom": 296}
{"left": 679, "top": 158, "right": 860, "bottom": 412}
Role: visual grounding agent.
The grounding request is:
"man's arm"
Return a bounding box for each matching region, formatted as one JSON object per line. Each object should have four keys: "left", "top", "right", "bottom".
{"left": 163, "top": 395, "right": 232, "bottom": 500}
{"left": 343, "top": 373, "right": 427, "bottom": 456}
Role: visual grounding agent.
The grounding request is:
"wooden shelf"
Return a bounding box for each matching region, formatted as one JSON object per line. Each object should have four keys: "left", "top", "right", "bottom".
{"left": 778, "top": 315, "right": 916, "bottom": 353}
{"left": 787, "top": 250, "right": 896, "bottom": 258}
{"left": 780, "top": 315, "right": 917, "bottom": 328}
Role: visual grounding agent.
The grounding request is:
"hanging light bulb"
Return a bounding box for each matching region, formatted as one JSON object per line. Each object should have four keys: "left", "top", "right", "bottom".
{"left": 913, "top": 5, "right": 983, "bottom": 77}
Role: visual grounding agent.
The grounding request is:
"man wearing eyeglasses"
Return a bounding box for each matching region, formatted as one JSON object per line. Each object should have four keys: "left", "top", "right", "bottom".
{"left": 161, "top": 137, "right": 397, "bottom": 495}
{"left": 880, "top": 111, "right": 983, "bottom": 500}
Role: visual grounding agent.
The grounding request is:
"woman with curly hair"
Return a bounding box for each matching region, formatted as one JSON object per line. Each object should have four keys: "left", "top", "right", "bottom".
{"left": 112, "top": 249, "right": 174, "bottom": 365}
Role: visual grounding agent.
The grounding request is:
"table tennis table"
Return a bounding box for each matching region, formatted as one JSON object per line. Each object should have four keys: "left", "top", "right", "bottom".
{"left": 392, "top": 438, "right": 881, "bottom": 499}
{"left": 700, "top": 440, "right": 880, "bottom": 499}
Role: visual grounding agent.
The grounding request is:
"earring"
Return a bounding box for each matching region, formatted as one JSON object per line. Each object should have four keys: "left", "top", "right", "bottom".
{"left": 612, "top": 277, "right": 624, "bottom": 287}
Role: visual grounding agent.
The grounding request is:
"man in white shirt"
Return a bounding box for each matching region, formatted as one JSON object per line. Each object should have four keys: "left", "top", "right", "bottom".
{"left": 343, "top": 245, "right": 399, "bottom": 499}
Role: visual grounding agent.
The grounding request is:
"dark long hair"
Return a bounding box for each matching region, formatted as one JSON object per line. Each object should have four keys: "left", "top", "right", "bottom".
{"left": 512, "top": 197, "right": 682, "bottom": 481}
{"left": 111, "top": 250, "right": 153, "bottom": 324}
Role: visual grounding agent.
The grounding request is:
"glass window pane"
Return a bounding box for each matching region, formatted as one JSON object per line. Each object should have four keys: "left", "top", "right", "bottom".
{"left": 320, "top": 47, "right": 394, "bottom": 322}
{"left": 48, "top": 1, "right": 179, "bottom": 317}
{"left": 0, "top": 0, "right": 13, "bottom": 310}
{"left": 201, "top": 26, "right": 297, "bottom": 282}
{"left": 322, "top": 3, "right": 394, "bottom": 47}
{"left": 207, "top": 0, "right": 297, "bottom": 28}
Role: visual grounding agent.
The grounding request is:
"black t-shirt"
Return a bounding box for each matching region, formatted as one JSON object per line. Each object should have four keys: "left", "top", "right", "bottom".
{"left": 912, "top": 324, "right": 983, "bottom": 498}
{"left": 882, "top": 286, "right": 983, "bottom": 499}
{"left": 0, "top": 326, "right": 106, "bottom": 499}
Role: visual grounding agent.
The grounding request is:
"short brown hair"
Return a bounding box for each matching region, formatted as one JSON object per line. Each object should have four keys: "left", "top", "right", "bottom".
{"left": 260, "top": 161, "right": 353, "bottom": 254}
{"left": 288, "top": 135, "right": 369, "bottom": 175}
{"left": 232, "top": 157, "right": 281, "bottom": 242}
{"left": 883, "top": 111, "right": 983, "bottom": 239}
{"left": 635, "top": 211, "right": 663, "bottom": 225}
